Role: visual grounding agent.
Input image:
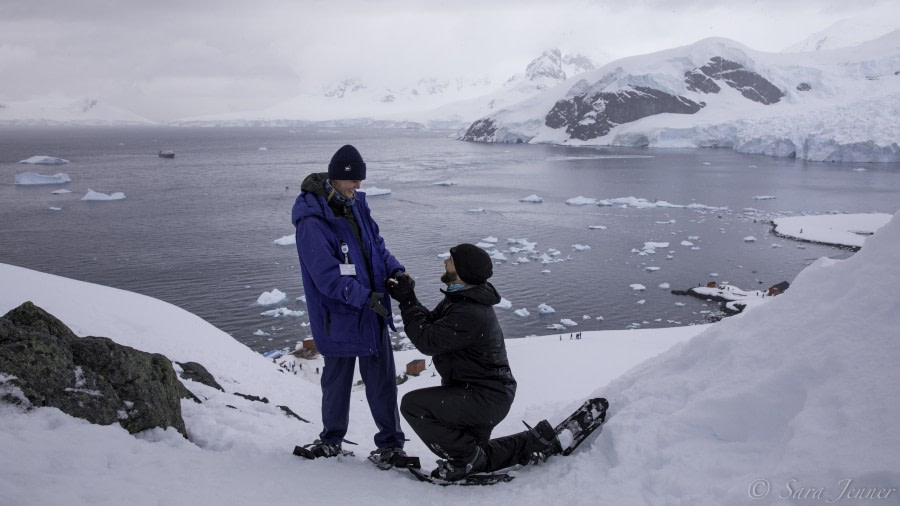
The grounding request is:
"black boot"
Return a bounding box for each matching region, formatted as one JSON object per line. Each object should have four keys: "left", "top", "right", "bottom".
{"left": 431, "top": 445, "right": 487, "bottom": 481}
{"left": 522, "top": 419, "right": 562, "bottom": 464}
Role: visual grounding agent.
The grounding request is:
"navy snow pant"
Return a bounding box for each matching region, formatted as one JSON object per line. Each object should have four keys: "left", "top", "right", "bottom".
{"left": 402, "top": 383, "right": 536, "bottom": 472}
{"left": 319, "top": 329, "right": 405, "bottom": 448}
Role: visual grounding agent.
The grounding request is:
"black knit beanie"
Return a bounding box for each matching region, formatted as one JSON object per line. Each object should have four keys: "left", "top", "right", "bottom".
{"left": 328, "top": 144, "right": 367, "bottom": 180}
{"left": 450, "top": 243, "right": 493, "bottom": 285}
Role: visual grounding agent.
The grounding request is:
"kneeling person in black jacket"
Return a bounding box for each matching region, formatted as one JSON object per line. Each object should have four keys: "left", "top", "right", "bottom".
{"left": 387, "top": 243, "right": 561, "bottom": 481}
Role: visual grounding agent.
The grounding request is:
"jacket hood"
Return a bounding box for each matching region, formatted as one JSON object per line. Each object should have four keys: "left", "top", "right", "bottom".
{"left": 442, "top": 282, "right": 502, "bottom": 306}
{"left": 300, "top": 172, "right": 329, "bottom": 197}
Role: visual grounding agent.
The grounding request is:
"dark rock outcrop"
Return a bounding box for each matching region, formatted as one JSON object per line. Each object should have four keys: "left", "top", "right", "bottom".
{"left": 684, "top": 70, "right": 722, "bottom": 94}
{"left": 544, "top": 86, "right": 704, "bottom": 141}
{"left": 796, "top": 82, "right": 812, "bottom": 91}
{"left": 693, "top": 57, "right": 784, "bottom": 104}
{"left": 177, "top": 361, "right": 224, "bottom": 391}
{"left": 0, "top": 302, "right": 187, "bottom": 437}
{"left": 461, "top": 118, "right": 500, "bottom": 142}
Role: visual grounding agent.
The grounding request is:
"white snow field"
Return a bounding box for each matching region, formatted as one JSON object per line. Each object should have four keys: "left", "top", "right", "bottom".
{"left": 1, "top": 211, "right": 898, "bottom": 505}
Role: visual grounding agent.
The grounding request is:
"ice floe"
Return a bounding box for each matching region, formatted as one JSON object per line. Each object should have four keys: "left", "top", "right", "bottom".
{"left": 51, "top": 189, "right": 72, "bottom": 194}
{"left": 81, "top": 189, "right": 125, "bottom": 201}
{"left": 519, "top": 194, "right": 544, "bottom": 203}
{"left": 537, "top": 303, "right": 555, "bottom": 314}
{"left": 630, "top": 284, "right": 646, "bottom": 291}
{"left": 359, "top": 187, "right": 390, "bottom": 196}
{"left": 15, "top": 172, "right": 72, "bottom": 185}
{"left": 514, "top": 308, "right": 530, "bottom": 317}
{"left": 257, "top": 289, "right": 286, "bottom": 306}
{"left": 18, "top": 156, "right": 69, "bottom": 165}
{"left": 274, "top": 235, "right": 295, "bottom": 246}
{"left": 260, "top": 308, "right": 304, "bottom": 317}
{"left": 432, "top": 180, "right": 457, "bottom": 186}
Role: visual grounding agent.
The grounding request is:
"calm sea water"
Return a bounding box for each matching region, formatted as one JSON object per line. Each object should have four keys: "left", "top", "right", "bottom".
{"left": 2, "top": 126, "right": 899, "bottom": 352}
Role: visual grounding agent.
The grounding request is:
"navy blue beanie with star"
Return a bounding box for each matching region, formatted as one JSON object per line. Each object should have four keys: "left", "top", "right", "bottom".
{"left": 328, "top": 145, "right": 367, "bottom": 180}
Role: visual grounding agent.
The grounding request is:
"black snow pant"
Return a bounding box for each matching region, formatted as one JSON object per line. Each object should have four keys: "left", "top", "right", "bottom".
{"left": 402, "top": 383, "right": 541, "bottom": 472}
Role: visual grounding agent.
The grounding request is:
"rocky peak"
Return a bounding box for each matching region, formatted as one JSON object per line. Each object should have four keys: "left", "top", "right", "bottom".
{"left": 525, "top": 49, "right": 566, "bottom": 81}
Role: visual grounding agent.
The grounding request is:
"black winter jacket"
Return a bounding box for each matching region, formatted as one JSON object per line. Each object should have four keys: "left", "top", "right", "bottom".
{"left": 401, "top": 283, "right": 517, "bottom": 396}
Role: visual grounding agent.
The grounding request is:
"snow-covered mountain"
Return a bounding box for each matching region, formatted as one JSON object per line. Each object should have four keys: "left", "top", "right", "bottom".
{"left": 783, "top": 18, "right": 899, "bottom": 53}
{"left": 0, "top": 96, "right": 155, "bottom": 126}
{"left": 459, "top": 31, "right": 900, "bottom": 163}
{"left": 172, "top": 49, "right": 599, "bottom": 129}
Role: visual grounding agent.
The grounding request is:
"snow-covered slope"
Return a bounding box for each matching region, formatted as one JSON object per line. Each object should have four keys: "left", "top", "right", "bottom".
{"left": 460, "top": 32, "right": 900, "bottom": 162}
{"left": 0, "top": 96, "right": 155, "bottom": 126}
{"left": 783, "top": 18, "right": 899, "bottom": 53}
{"left": 1, "top": 211, "right": 898, "bottom": 505}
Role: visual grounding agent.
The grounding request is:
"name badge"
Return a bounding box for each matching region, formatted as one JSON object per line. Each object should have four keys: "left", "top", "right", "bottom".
{"left": 339, "top": 263, "right": 357, "bottom": 276}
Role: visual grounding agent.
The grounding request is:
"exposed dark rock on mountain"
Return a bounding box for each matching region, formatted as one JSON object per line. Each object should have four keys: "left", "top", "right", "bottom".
{"left": 543, "top": 86, "right": 705, "bottom": 141}
{"left": 693, "top": 57, "right": 784, "bottom": 104}
{"left": 797, "top": 82, "right": 812, "bottom": 91}
{"left": 461, "top": 118, "right": 500, "bottom": 142}
{"left": 0, "top": 301, "right": 187, "bottom": 437}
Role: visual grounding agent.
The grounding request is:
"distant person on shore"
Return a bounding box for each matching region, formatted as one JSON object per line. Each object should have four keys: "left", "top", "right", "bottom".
{"left": 386, "top": 244, "right": 561, "bottom": 481}
{"left": 290, "top": 144, "right": 408, "bottom": 467}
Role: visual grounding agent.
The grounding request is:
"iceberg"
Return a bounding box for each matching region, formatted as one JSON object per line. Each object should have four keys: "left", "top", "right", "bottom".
{"left": 15, "top": 172, "right": 72, "bottom": 185}
{"left": 274, "top": 235, "right": 295, "bottom": 246}
{"left": 519, "top": 194, "right": 543, "bottom": 203}
{"left": 81, "top": 189, "right": 125, "bottom": 201}
{"left": 18, "top": 156, "right": 69, "bottom": 165}
{"left": 359, "top": 187, "right": 390, "bottom": 196}
{"left": 256, "top": 289, "right": 286, "bottom": 306}
{"left": 51, "top": 189, "right": 72, "bottom": 194}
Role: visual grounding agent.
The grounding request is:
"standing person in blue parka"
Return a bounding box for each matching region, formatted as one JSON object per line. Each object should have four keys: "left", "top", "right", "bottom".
{"left": 290, "top": 144, "right": 409, "bottom": 468}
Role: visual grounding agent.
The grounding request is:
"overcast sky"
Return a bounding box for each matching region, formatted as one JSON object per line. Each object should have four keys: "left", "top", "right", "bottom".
{"left": 1, "top": 0, "right": 897, "bottom": 121}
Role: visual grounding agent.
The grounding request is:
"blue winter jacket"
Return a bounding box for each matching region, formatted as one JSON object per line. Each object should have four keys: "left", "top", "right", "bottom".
{"left": 291, "top": 173, "right": 403, "bottom": 357}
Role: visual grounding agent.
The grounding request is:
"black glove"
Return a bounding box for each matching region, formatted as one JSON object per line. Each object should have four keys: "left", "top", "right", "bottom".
{"left": 386, "top": 273, "right": 416, "bottom": 307}
{"left": 368, "top": 291, "right": 390, "bottom": 318}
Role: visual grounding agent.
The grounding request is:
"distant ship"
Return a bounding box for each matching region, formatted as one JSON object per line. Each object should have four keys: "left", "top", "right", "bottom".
{"left": 158, "top": 150, "right": 175, "bottom": 158}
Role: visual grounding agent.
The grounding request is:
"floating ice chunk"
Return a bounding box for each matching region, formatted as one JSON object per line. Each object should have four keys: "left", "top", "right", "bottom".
{"left": 548, "top": 249, "right": 561, "bottom": 256}
{"left": 488, "top": 250, "right": 508, "bottom": 262}
{"left": 636, "top": 299, "right": 646, "bottom": 305}
{"left": 516, "top": 256, "right": 531, "bottom": 263}
{"left": 541, "top": 270, "right": 551, "bottom": 274}
{"left": 771, "top": 243, "right": 783, "bottom": 248}
{"left": 691, "top": 246, "right": 701, "bottom": 250}
{"left": 588, "top": 225, "right": 607, "bottom": 230}
{"left": 19, "top": 156, "right": 69, "bottom": 165}
{"left": 571, "top": 244, "right": 591, "bottom": 251}
{"left": 359, "top": 187, "right": 390, "bottom": 196}
{"left": 537, "top": 303, "right": 555, "bottom": 314}
{"left": 583, "top": 315, "right": 591, "bottom": 320}
{"left": 49, "top": 207, "right": 62, "bottom": 211}
{"left": 688, "top": 236, "right": 699, "bottom": 240}
{"left": 253, "top": 329, "right": 270, "bottom": 336}
{"left": 701, "top": 161, "right": 711, "bottom": 165}
{"left": 519, "top": 194, "right": 543, "bottom": 203}
{"left": 566, "top": 196, "right": 598, "bottom": 205}
{"left": 656, "top": 220, "right": 676, "bottom": 224}
{"left": 675, "top": 302, "right": 686, "bottom": 307}
{"left": 547, "top": 323, "right": 567, "bottom": 331}
{"left": 659, "top": 282, "right": 670, "bottom": 289}
{"left": 475, "top": 242, "right": 495, "bottom": 249}
{"left": 494, "top": 298, "right": 512, "bottom": 309}
{"left": 257, "top": 289, "right": 286, "bottom": 306}
{"left": 852, "top": 167, "right": 867, "bottom": 172}
{"left": 258, "top": 147, "right": 268, "bottom": 151}
{"left": 561, "top": 319, "right": 577, "bottom": 326}
{"left": 744, "top": 236, "right": 757, "bottom": 242}
{"left": 630, "top": 284, "right": 646, "bottom": 291}
{"left": 438, "top": 252, "right": 451, "bottom": 259}
{"left": 467, "top": 208, "right": 485, "bottom": 213}
{"left": 15, "top": 172, "right": 72, "bottom": 185}
{"left": 260, "top": 307, "right": 304, "bottom": 317}
{"left": 432, "top": 180, "right": 457, "bottom": 186}
{"left": 481, "top": 236, "right": 498, "bottom": 243}
{"left": 680, "top": 240, "right": 694, "bottom": 247}
{"left": 514, "top": 308, "right": 530, "bottom": 317}
{"left": 709, "top": 273, "right": 719, "bottom": 277}
{"left": 274, "top": 235, "right": 295, "bottom": 246}
{"left": 296, "top": 295, "right": 306, "bottom": 304}
{"left": 644, "top": 266, "right": 661, "bottom": 272}
{"left": 51, "top": 189, "right": 72, "bottom": 194}
{"left": 637, "top": 242, "right": 669, "bottom": 255}
{"left": 595, "top": 316, "right": 604, "bottom": 320}
{"left": 82, "top": 189, "right": 125, "bottom": 201}
{"left": 753, "top": 195, "right": 776, "bottom": 200}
